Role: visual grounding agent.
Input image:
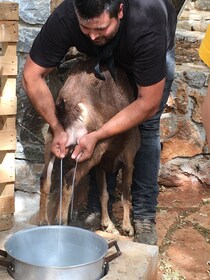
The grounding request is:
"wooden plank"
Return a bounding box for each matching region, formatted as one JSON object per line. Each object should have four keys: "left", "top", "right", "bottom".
{"left": 0, "top": 213, "right": 14, "bottom": 231}
{"left": 0, "top": 152, "right": 15, "bottom": 184}
{"left": 0, "top": 183, "right": 14, "bottom": 197}
{"left": 0, "top": 130, "right": 16, "bottom": 151}
{"left": 0, "top": 195, "right": 14, "bottom": 214}
{"left": 0, "top": 21, "right": 18, "bottom": 42}
{"left": 0, "top": 56, "right": 17, "bottom": 76}
{"left": 1, "top": 43, "right": 17, "bottom": 56}
{"left": 0, "top": 3, "right": 19, "bottom": 21}
{"left": 0, "top": 76, "right": 17, "bottom": 97}
{"left": 0, "top": 116, "right": 16, "bottom": 130}
{"left": 0, "top": 96, "right": 17, "bottom": 115}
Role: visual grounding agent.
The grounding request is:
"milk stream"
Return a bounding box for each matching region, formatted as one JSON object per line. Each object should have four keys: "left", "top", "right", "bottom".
{"left": 57, "top": 158, "right": 78, "bottom": 265}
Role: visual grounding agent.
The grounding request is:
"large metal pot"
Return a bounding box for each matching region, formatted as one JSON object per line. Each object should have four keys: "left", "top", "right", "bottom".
{"left": 0, "top": 226, "right": 121, "bottom": 280}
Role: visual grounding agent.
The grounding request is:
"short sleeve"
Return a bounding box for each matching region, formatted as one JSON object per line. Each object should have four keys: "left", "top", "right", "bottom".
{"left": 132, "top": 22, "right": 167, "bottom": 86}
{"left": 29, "top": 10, "right": 72, "bottom": 68}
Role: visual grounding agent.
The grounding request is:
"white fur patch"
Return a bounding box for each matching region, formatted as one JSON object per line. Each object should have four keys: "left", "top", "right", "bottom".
{"left": 78, "top": 102, "right": 89, "bottom": 123}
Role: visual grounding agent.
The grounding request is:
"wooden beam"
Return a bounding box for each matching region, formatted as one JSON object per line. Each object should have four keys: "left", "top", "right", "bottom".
{"left": 0, "top": 183, "right": 14, "bottom": 197}
{"left": 0, "top": 130, "right": 16, "bottom": 151}
{"left": 0, "top": 3, "right": 19, "bottom": 21}
{"left": 0, "top": 116, "right": 16, "bottom": 131}
{"left": 0, "top": 21, "right": 18, "bottom": 42}
{"left": 0, "top": 213, "right": 14, "bottom": 230}
{"left": 0, "top": 152, "right": 15, "bottom": 184}
{"left": 0, "top": 56, "right": 17, "bottom": 76}
{"left": 1, "top": 43, "right": 17, "bottom": 56}
{"left": 0, "top": 76, "right": 17, "bottom": 97}
{"left": 0, "top": 195, "right": 14, "bottom": 214}
{"left": 0, "top": 96, "right": 17, "bottom": 115}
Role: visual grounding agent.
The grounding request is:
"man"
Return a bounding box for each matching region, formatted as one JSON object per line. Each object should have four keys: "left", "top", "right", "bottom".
{"left": 23, "top": 0, "right": 177, "bottom": 245}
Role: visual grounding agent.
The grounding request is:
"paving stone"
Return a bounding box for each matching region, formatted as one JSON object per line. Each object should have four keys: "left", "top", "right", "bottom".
{"left": 158, "top": 185, "right": 210, "bottom": 209}
{"left": 101, "top": 240, "right": 158, "bottom": 280}
{"left": 165, "top": 227, "right": 210, "bottom": 279}
{"left": 156, "top": 210, "right": 178, "bottom": 246}
{"left": 187, "top": 203, "right": 210, "bottom": 231}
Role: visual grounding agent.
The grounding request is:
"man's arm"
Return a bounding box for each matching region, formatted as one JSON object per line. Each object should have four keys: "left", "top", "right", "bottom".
{"left": 22, "top": 55, "right": 68, "bottom": 158}
{"left": 72, "top": 78, "right": 165, "bottom": 161}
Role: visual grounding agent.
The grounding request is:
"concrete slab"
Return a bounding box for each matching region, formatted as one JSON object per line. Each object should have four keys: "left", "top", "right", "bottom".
{"left": 101, "top": 240, "right": 158, "bottom": 279}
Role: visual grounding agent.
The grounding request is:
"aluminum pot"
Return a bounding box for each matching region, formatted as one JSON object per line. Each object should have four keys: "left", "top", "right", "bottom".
{"left": 0, "top": 226, "right": 121, "bottom": 280}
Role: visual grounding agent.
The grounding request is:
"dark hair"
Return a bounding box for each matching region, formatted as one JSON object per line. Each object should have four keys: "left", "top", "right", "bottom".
{"left": 73, "top": 0, "right": 121, "bottom": 19}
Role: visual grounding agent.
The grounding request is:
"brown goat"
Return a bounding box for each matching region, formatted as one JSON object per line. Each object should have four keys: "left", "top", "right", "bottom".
{"left": 39, "top": 59, "right": 140, "bottom": 236}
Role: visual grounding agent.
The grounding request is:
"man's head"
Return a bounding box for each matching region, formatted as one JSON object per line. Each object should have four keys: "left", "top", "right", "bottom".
{"left": 74, "top": 0, "right": 123, "bottom": 46}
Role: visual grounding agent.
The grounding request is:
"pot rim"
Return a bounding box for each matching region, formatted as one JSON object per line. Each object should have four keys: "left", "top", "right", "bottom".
{"left": 4, "top": 225, "right": 108, "bottom": 269}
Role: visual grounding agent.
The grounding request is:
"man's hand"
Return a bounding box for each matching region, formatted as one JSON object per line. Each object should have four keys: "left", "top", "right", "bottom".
{"left": 51, "top": 124, "right": 69, "bottom": 158}
{"left": 71, "top": 131, "right": 99, "bottom": 162}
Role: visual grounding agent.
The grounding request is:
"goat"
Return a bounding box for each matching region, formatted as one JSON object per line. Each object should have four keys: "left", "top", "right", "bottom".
{"left": 39, "top": 59, "right": 140, "bottom": 236}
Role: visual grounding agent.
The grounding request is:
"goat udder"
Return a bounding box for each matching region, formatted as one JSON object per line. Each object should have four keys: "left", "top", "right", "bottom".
{"left": 65, "top": 125, "right": 88, "bottom": 147}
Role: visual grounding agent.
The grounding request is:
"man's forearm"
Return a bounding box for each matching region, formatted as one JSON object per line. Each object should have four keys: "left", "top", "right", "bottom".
{"left": 95, "top": 79, "right": 165, "bottom": 141}
{"left": 23, "top": 76, "right": 61, "bottom": 131}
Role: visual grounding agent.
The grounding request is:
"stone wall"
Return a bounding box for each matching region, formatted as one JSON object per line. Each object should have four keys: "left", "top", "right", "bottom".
{"left": 0, "top": 0, "right": 209, "bottom": 192}
{"left": 159, "top": 0, "right": 210, "bottom": 188}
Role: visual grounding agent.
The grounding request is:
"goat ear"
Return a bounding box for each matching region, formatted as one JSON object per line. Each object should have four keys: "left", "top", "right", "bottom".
{"left": 78, "top": 102, "right": 88, "bottom": 122}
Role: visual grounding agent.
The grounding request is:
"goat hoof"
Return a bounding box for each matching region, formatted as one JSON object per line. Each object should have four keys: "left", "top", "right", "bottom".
{"left": 102, "top": 223, "right": 120, "bottom": 235}
{"left": 38, "top": 220, "right": 49, "bottom": 226}
{"left": 123, "top": 226, "right": 134, "bottom": 237}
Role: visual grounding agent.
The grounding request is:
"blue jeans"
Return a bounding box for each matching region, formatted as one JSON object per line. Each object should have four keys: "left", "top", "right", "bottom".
{"left": 87, "top": 49, "right": 175, "bottom": 219}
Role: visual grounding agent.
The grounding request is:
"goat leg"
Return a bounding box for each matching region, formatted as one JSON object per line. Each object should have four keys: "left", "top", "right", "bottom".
{"left": 54, "top": 177, "right": 73, "bottom": 225}
{"left": 39, "top": 155, "right": 55, "bottom": 225}
{"left": 96, "top": 167, "right": 119, "bottom": 235}
{"left": 121, "top": 163, "right": 134, "bottom": 237}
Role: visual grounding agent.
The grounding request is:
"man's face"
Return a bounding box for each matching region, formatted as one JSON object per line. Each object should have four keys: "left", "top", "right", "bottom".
{"left": 77, "top": 4, "right": 123, "bottom": 46}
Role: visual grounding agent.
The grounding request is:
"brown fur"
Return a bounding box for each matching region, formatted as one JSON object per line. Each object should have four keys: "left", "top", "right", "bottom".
{"left": 39, "top": 59, "right": 140, "bottom": 236}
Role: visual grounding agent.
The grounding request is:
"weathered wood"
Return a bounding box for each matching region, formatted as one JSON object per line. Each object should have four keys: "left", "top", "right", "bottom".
{"left": 0, "top": 213, "right": 14, "bottom": 231}
{"left": 0, "top": 196, "right": 15, "bottom": 215}
{"left": 0, "top": 130, "right": 16, "bottom": 151}
{"left": 0, "top": 2, "right": 18, "bottom": 231}
{"left": 0, "top": 56, "right": 17, "bottom": 76}
{"left": 0, "top": 3, "right": 19, "bottom": 21}
{"left": 0, "top": 21, "right": 18, "bottom": 42}
{"left": 0, "top": 96, "right": 17, "bottom": 115}
{"left": 0, "top": 152, "right": 15, "bottom": 184}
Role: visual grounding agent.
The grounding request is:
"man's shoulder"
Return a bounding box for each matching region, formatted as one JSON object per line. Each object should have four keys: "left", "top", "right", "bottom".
{"left": 53, "top": 0, "right": 76, "bottom": 22}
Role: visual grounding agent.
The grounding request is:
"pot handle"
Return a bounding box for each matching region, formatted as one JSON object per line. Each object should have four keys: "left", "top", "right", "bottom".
{"left": 104, "top": 240, "right": 122, "bottom": 263}
{"left": 0, "top": 249, "right": 14, "bottom": 272}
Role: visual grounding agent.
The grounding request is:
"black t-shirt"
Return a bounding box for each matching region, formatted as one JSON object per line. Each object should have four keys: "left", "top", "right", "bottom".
{"left": 30, "top": 0, "right": 177, "bottom": 86}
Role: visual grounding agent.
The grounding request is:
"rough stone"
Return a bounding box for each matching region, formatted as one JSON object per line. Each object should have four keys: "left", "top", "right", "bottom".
{"left": 18, "top": 25, "right": 41, "bottom": 53}
{"left": 19, "top": 0, "right": 50, "bottom": 25}
{"left": 195, "top": 0, "right": 210, "bottom": 11}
